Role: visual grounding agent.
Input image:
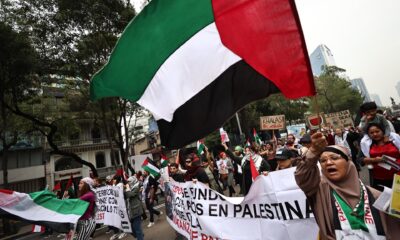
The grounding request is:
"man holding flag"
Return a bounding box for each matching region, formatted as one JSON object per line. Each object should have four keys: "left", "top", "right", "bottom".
{"left": 141, "top": 158, "right": 162, "bottom": 228}
{"left": 223, "top": 143, "right": 269, "bottom": 195}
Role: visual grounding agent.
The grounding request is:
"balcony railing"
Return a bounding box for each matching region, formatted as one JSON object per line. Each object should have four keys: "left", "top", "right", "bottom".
{"left": 97, "top": 166, "right": 120, "bottom": 178}
{"left": 44, "top": 138, "right": 112, "bottom": 149}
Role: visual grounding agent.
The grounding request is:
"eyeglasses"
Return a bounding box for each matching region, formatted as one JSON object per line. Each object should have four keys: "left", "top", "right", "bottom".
{"left": 319, "top": 154, "right": 343, "bottom": 164}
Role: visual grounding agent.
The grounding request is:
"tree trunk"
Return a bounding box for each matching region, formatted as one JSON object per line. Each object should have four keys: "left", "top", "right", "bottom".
{"left": 100, "top": 100, "right": 117, "bottom": 166}
{"left": 3, "top": 98, "right": 98, "bottom": 177}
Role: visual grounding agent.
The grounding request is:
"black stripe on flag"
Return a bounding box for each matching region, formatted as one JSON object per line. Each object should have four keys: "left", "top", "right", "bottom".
{"left": 157, "top": 60, "right": 280, "bottom": 148}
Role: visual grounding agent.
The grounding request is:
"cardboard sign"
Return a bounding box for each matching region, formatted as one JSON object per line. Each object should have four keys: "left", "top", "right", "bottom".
{"left": 219, "top": 128, "right": 230, "bottom": 142}
{"left": 324, "top": 110, "right": 354, "bottom": 129}
{"left": 305, "top": 113, "right": 325, "bottom": 130}
{"left": 260, "top": 115, "right": 286, "bottom": 130}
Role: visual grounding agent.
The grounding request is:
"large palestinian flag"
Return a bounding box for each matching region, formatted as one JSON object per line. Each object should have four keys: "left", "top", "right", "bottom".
{"left": 90, "top": 0, "right": 315, "bottom": 148}
{"left": 0, "top": 189, "right": 88, "bottom": 233}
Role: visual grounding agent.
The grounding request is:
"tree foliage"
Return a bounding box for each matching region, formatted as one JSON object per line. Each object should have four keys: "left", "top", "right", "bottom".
{"left": 0, "top": 0, "right": 136, "bottom": 176}
{"left": 312, "top": 66, "right": 363, "bottom": 114}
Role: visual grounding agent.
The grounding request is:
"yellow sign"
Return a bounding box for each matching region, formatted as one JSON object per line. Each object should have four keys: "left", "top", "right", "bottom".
{"left": 390, "top": 174, "right": 400, "bottom": 218}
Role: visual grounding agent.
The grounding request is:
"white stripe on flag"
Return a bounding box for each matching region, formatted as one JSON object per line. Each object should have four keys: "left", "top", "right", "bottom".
{"left": 0, "top": 192, "right": 82, "bottom": 224}
{"left": 32, "top": 225, "right": 44, "bottom": 232}
{"left": 138, "top": 23, "right": 241, "bottom": 122}
{"left": 145, "top": 162, "right": 160, "bottom": 173}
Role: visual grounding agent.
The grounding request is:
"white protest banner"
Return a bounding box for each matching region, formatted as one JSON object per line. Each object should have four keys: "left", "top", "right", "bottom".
{"left": 260, "top": 115, "right": 286, "bottom": 130}
{"left": 95, "top": 186, "right": 132, "bottom": 232}
{"left": 164, "top": 168, "right": 318, "bottom": 240}
{"left": 324, "top": 110, "right": 354, "bottom": 129}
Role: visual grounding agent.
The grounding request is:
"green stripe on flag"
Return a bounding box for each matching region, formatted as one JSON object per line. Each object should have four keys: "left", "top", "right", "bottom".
{"left": 143, "top": 166, "right": 160, "bottom": 178}
{"left": 197, "top": 143, "right": 205, "bottom": 155}
{"left": 29, "top": 191, "right": 88, "bottom": 215}
{"left": 90, "top": 0, "right": 214, "bottom": 101}
{"left": 161, "top": 159, "right": 168, "bottom": 168}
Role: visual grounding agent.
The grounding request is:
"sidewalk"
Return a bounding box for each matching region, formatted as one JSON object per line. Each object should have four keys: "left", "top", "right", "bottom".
{"left": 2, "top": 224, "right": 41, "bottom": 240}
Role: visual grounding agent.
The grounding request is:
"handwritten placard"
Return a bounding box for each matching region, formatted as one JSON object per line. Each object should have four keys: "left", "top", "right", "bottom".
{"left": 260, "top": 115, "right": 286, "bottom": 130}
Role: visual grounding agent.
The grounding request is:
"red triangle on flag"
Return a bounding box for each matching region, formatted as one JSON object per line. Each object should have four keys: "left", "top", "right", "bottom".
{"left": 115, "top": 168, "right": 128, "bottom": 180}
{"left": 249, "top": 155, "right": 259, "bottom": 181}
{"left": 65, "top": 174, "right": 73, "bottom": 190}
{"left": 53, "top": 181, "right": 61, "bottom": 191}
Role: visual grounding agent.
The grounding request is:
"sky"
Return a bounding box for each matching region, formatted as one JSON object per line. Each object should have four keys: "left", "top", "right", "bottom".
{"left": 132, "top": 0, "right": 400, "bottom": 106}
{"left": 295, "top": 0, "right": 400, "bottom": 106}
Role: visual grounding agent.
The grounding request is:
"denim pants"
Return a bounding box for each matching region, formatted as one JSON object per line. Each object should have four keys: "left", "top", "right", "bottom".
{"left": 130, "top": 216, "right": 144, "bottom": 240}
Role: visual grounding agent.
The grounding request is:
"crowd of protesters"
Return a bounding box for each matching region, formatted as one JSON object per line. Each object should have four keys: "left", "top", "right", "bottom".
{"left": 36, "top": 101, "right": 400, "bottom": 239}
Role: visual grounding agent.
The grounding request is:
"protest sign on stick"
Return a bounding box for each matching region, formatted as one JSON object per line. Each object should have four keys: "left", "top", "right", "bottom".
{"left": 260, "top": 115, "right": 286, "bottom": 130}
{"left": 305, "top": 113, "right": 325, "bottom": 130}
{"left": 324, "top": 110, "right": 354, "bottom": 129}
{"left": 95, "top": 186, "right": 132, "bottom": 232}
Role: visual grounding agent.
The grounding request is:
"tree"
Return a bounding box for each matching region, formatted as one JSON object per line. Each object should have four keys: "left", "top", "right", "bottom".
{"left": 1, "top": 0, "right": 136, "bottom": 177}
{"left": 0, "top": 22, "right": 38, "bottom": 187}
{"left": 312, "top": 66, "right": 363, "bottom": 114}
{"left": 0, "top": 21, "right": 39, "bottom": 237}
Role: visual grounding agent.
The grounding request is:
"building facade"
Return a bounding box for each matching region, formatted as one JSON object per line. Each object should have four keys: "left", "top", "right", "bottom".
{"left": 370, "top": 94, "right": 383, "bottom": 107}
{"left": 309, "top": 44, "right": 336, "bottom": 76}
{"left": 396, "top": 82, "right": 400, "bottom": 99}
{"left": 46, "top": 119, "right": 122, "bottom": 191}
{"left": 0, "top": 143, "right": 47, "bottom": 193}
{"left": 350, "top": 78, "right": 371, "bottom": 102}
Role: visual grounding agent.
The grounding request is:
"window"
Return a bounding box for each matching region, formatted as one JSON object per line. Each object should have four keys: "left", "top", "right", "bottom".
{"left": 110, "top": 150, "right": 120, "bottom": 166}
{"left": 95, "top": 152, "right": 106, "bottom": 168}
{"left": 7, "top": 153, "right": 17, "bottom": 169}
{"left": 30, "top": 151, "right": 43, "bottom": 166}
{"left": 91, "top": 126, "right": 101, "bottom": 143}
{"left": 55, "top": 157, "right": 82, "bottom": 171}
{"left": 18, "top": 151, "right": 30, "bottom": 168}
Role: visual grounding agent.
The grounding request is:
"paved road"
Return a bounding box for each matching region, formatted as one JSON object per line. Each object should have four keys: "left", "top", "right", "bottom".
{"left": 18, "top": 205, "right": 178, "bottom": 240}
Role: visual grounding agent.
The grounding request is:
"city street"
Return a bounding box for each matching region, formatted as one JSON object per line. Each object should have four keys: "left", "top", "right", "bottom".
{"left": 18, "top": 205, "right": 177, "bottom": 240}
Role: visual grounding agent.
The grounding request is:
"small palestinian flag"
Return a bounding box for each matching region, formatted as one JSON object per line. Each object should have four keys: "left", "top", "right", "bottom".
{"left": 160, "top": 154, "right": 169, "bottom": 168}
{"left": 90, "top": 0, "right": 315, "bottom": 149}
{"left": 65, "top": 175, "right": 74, "bottom": 195}
{"left": 246, "top": 139, "right": 251, "bottom": 147}
{"left": 53, "top": 181, "right": 61, "bottom": 191}
{"left": 32, "top": 225, "right": 45, "bottom": 233}
{"left": 142, "top": 158, "right": 160, "bottom": 178}
{"left": 197, "top": 140, "right": 206, "bottom": 156}
{"left": 116, "top": 168, "right": 129, "bottom": 180}
{"left": 0, "top": 189, "right": 88, "bottom": 233}
{"left": 253, "top": 128, "right": 262, "bottom": 145}
{"left": 249, "top": 155, "right": 260, "bottom": 181}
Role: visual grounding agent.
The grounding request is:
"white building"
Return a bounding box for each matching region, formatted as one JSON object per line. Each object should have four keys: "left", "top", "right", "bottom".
{"left": 47, "top": 119, "right": 122, "bottom": 191}
{"left": 309, "top": 44, "right": 336, "bottom": 76}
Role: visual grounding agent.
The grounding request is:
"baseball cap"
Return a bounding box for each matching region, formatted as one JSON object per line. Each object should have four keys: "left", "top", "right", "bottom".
{"left": 275, "top": 148, "right": 294, "bottom": 160}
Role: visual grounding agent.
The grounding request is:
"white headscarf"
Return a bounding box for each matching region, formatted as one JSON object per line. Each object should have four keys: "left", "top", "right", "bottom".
{"left": 81, "top": 177, "right": 95, "bottom": 188}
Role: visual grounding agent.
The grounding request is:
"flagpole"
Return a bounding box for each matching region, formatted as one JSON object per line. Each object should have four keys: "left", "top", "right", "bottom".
{"left": 235, "top": 112, "right": 243, "bottom": 136}
{"left": 313, "top": 94, "right": 322, "bottom": 131}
